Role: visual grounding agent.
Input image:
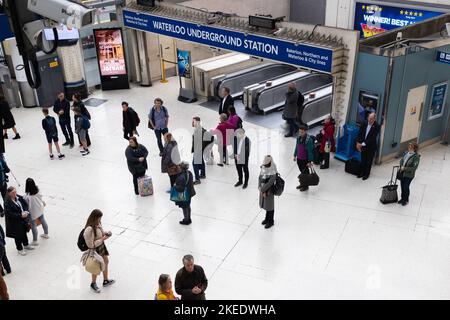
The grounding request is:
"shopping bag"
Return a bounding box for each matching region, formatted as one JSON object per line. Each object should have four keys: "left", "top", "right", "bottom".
{"left": 380, "top": 166, "right": 399, "bottom": 204}
{"left": 138, "top": 175, "right": 154, "bottom": 197}
{"left": 85, "top": 256, "right": 102, "bottom": 276}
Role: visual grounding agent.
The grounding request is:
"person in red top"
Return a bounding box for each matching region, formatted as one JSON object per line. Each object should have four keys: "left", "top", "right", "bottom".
{"left": 319, "top": 115, "right": 336, "bottom": 169}
{"left": 213, "top": 114, "right": 234, "bottom": 167}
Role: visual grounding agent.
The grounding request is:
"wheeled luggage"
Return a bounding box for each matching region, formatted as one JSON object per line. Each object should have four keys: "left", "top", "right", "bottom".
{"left": 380, "top": 166, "right": 399, "bottom": 204}
{"left": 345, "top": 158, "right": 361, "bottom": 176}
{"left": 138, "top": 175, "right": 154, "bottom": 197}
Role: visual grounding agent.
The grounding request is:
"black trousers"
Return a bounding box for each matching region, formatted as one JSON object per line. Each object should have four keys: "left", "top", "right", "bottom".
{"left": 218, "top": 145, "right": 228, "bottom": 164}
{"left": 124, "top": 127, "right": 136, "bottom": 141}
{"left": 182, "top": 206, "right": 192, "bottom": 222}
{"left": 59, "top": 119, "right": 74, "bottom": 145}
{"left": 155, "top": 128, "right": 168, "bottom": 153}
{"left": 264, "top": 210, "right": 274, "bottom": 223}
{"left": 0, "top": 183, "right": 7, "bottom": 213}
{"left": 360, "top": 147, "right": 376, "bottom": 178}
{"left": 0, "top": 245, "right": 11, "bottom": 273}
{"left": 400, "top": 177, "right": 413, "bottom": 202}
{"left": 235, "top": 160, "right": 249, "bottom": 184}
{"left": 14, "top": 232, "right": 29, "bottom": 251}
{"left": 132, "top": 171, "right": 146, "bottom": 194}
{"left": 297, "top": 159, "right": 309, "bottom": 188}
{"left": 321, "top": 152, "right": 330, "bottom": 168}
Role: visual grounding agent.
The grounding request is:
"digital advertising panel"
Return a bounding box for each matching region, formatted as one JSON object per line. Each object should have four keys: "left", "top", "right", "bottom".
{"left": 177, "top": 49, "right": 191, "bottom": 79}
{"left": 354, "top": 2, "right": 445, "bottom": 39}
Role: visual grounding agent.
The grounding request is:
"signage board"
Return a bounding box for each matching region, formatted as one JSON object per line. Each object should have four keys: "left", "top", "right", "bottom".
{"left": 123, "top": 10, "right": 334, "bottom": 74}
{"left": 436, "top": 51, "right": 450, "bottom": 65}
{"left": 354, "top": 2, "right": 444, "bottom": 38}
{"left": 428, "top": 82, "right": 448, "bottom": 121}
{"left": 177, "top": 49, "right": 191, "bottom": 79}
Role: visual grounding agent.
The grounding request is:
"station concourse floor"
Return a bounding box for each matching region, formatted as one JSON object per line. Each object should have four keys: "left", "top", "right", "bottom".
{"left": 1, "top": 78, "right": 450, "bottom": 300}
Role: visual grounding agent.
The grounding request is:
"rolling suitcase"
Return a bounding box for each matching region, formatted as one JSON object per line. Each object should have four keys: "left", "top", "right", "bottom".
{"left": 345, "top": 158, "right": 361, "bottom": 176}
{"left": 138, "top": 175, "right": 154, "bottom": 197}
{"left": 380, "top": 166, "right": 399, "bottom": 204}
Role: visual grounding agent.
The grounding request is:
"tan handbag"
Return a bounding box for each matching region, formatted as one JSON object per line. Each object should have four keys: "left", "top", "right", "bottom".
{"left": 85, "top": 256, "right": 101, "bottom": 276}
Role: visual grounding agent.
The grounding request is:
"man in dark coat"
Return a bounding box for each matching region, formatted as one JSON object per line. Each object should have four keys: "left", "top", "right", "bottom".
{"left": 122, "top": 102, "right": 139, "bottom": 141}
{"left": 191, "top": 116, "right": 213, "bottom": 184}
{"left": 53, "top": 92, "right": 74, "bottom": 148}
{"left": 174, "top": 162, "right": 196, "bottom": 225}
{"left": 218, "top": 87, "right": 234, "bottom": 115}
{"left": 283, "top": 82, "right": 300, "bottom": 138}
{"left": 233, "top": 129, "right": 251, "bottom": 189}
{"left": 175, "top": 255, "right": 207, "bottom": 300}
{"left": 125, "top": 137, "right": 148, "bottom": 195}
{"left": 356, "top": 112, "right": 380, "bottom": 180}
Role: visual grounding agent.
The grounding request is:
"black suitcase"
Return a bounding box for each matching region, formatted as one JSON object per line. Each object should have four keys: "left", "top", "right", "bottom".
{"left": 380, "top": 166, "right": 400, "bottom": 204}
{"left": 345, "top": 158, "right": 361, "bottom": 176}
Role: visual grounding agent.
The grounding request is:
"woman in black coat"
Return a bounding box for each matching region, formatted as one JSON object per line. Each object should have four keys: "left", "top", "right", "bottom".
{"left": 174, "top": 162, "right": 196, "bottom": 225}
{"left": 4, "top": 187, "right": 33, "bottom": 255}
{"left": 125, "top": 136, "right": 149, "bottom": 195}
{"left": 0, "top": 95, "right": 21, "bottom": 140}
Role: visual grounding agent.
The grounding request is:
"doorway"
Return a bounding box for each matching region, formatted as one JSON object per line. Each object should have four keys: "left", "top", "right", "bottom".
{"left": 400, "top": 85, "right": 428, "bottom": 150}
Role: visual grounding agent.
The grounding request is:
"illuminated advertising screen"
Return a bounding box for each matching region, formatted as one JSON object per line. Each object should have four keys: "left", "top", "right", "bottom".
{"left": 94, "top": 28, "right": 127, "bottom": 76}
{"left": 177, "top": 49, "right": 191, "bottom": 79}
{"left": 354, "top": 2, "right": 444, "bottom": 38}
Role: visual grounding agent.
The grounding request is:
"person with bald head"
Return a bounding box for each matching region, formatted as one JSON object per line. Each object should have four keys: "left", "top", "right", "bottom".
{"left": 356, "top": 112, "right": 380, "bottom": 180}
{"left": 283, "top": 82, "right": 304, "bottom": 137}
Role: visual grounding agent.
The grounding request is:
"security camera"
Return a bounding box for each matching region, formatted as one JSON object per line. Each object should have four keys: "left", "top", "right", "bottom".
{"left": 27, "top": 0, "right": 95, "bottom": 29}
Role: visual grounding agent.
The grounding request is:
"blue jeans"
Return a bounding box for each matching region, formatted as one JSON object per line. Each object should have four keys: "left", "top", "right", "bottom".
{"left": 192, "top": 159, "right": 205, "bottom": 181}
{"left": 155, "top": 128, "right": 169, "bottom": 153}
{"left": 31, "top": 214, "right": 49, "bottom": 242}
{"left": 400, "top": 177, "right": 413, "bottom": 202}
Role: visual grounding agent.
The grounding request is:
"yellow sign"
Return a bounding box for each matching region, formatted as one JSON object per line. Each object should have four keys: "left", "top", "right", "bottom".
{"left": 49, "top": 61, "right": 59, "bottom": 68}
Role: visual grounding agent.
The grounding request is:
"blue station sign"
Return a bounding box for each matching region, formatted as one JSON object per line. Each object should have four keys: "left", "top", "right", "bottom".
{"left": 436, "top": 51, "right": 450, "bottom": 65}
{"left": 122, "top": 9, "right": 334, "bottom": 73}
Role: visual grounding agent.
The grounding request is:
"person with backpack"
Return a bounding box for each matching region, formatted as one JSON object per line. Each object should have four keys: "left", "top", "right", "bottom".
{"left": 125, "top": 136, "right": 149, "bottom": 195}
{"left": 173, "top": 162, "right": 196, "bottom": 225}
{"left": 318, "top": 115, "right": 336, "bottom": 169}
{"left": 122, "top": 101, "right": 140, "bottom": 140}
{"left": 294, "top": 125, "right": 315, "bottom": 192}
{"left": 282, "top": 82, "right": 300, "bottom": 138}
{"left": 74, "top": 107, "right": 90, "bottom": 156}
{"left": 148, "top": 98, "right": 169, "bottom": 155}
{"left": 24, "top": 178, "right": 49, "bottom": 245}
{"left": 191, "top": 117, "right": 213, "bottom": 185}
{"left": 72, "top": 93, "right": 91, "bottom": 147}
{"left": 53, "top": 92, "right": 74, "bottom": 148}
{"left": 4, "top": 186, "right": 34, "bottom": 255}
{"left": 0, "top": 154, "right": 10, "bottom": 216}
{"left": 259, "top": 155, "right": 278, "bottom": 229}
{"left": 81, "top": 209, "right": 115, "bottom": 293}
{"left": 42, "top": 108, "right": 65, "bottom": 160}
{"left": 234, "top": 129, "right": 251, "bottom": 189}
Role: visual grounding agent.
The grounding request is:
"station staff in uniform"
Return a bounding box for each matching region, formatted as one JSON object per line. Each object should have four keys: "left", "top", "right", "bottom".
{"left": 356, "top": 112, "right": 380, "bottom": 181}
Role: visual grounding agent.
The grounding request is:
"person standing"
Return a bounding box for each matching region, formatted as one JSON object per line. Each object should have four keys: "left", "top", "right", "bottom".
{"left": 148, "top": 98, "right": 169, "bottom": 156}
{"left": 319, "top": 116, "right": 336, "bottom": 169}
{"left": 0, "top": 95, "right": 21, "bottom": 140}
{"left": 219, "top": 87, "right": 233, "bottom": 115}
{"left": 82, "top": 209, "right": 115, "bottom": 293}
{"left": 356, "top": 112, "right": 380, "bottom": 180}
{"left": 175, "top": 255, "right": 208, "bottom": 300}
{"left": 4, "top": 186, "right": 34, "bottom": 255}
{"left": 156, "top": 274, "right": 178, "bottom": 300}
{"left": 161, "top": 133, "right": 181, "bottom": 189}
{"left": 53, "top": 92, "right": 74, "bottom": 148}
{"left": 191, "top": 117, "right": 212, "bottom": 185}
{"left": 74, "top": 107, "right": 90, "bottom": 156}
{"left": 294, "top": 126, "right": 314, "bottom": 191}
{"left": 214, "top": 114, "right": 234, "bottom": 167}
{"left": 125, "top": 136, "right": 149, "bottom": 195}
{"left": 72, "top": 93, "right": 91, "bottom": 147}
{"left": 0, "top": 154, "right": 10, "bottom": 216}
{"left": 227, "top": 106, "right": 242, "bottom": 130}
{"left": 398, "top": 142, "right": 421, "bottom": 206}
{"left": 0, "top": 224, "right": 11, "bottom": 276}
{"left": 234, "top": 129, "right": 251, "bottom": 189}
{"left": 259, "top": 155, "right": 277, "bottom": 229}
{"left": 24, "top": 178, "right": 49, "bottom": 245}
{"left": 42, "top": 108, "right": 65, "bottom": 160}
{"left": 122, "top": 102, "right": 140, "bottom": 141}
{"left": 283, "top": 83, "right": 300, "bottom": 138}
{"left": 174, "top": 162, "right": 196, "bottom": 225}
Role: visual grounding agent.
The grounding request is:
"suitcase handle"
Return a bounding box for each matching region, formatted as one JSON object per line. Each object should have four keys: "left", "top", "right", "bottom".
{"left": 389, "top": 166, "right": 400, "bottom": 185}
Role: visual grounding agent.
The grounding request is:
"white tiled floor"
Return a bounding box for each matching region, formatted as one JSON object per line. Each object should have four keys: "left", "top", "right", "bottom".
{"left": 1, "top": 77, "right": 450, "bottom": 299}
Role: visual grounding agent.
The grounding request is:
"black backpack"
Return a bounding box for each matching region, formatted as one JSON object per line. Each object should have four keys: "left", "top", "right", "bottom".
{"left": 131, "top": 108, "right": 140, "bottom": 127}
{"left": 272, "top": 173, "right": 285, "bottom": 196}
{"left": 236, "top": 116, "right": 243, "bottom": 129}
{"left": 77, "top": 229, "right": 88, "bottom": 252}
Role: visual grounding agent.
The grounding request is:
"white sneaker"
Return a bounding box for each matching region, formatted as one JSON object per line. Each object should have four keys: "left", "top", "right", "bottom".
{"left": 18, "top": 250, "right": 27, "bottom": 256}
{"left": 24, "top": 245, "right": 35, "bottom": 250}
{"left": 41, "top": 234, "right": 49, "bottom": 239}
{"left": 31, "top": 241, "right": 39, "bottom": 246}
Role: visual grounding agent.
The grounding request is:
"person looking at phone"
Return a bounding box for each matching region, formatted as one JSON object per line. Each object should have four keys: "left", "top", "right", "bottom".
{"left": 175, "top": 255, "right": 208, "bottom": 300}
{"left": 83, "top": 209, "right": 115, "bottom": 293}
